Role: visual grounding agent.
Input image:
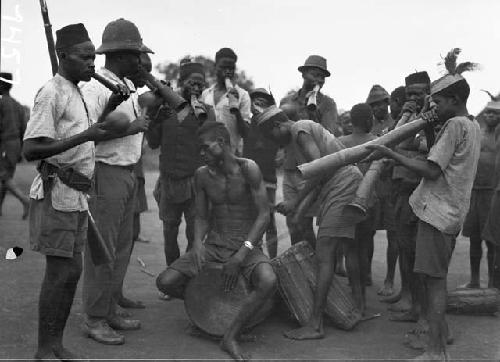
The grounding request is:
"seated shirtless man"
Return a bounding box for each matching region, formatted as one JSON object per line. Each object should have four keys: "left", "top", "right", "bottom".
{"left": 156, "top": 121, "right": 277, "bottom": 361}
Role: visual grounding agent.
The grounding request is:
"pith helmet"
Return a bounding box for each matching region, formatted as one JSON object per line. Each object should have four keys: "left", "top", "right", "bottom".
{"left": 96, "top": 18, "right": 153, "bottom": 54}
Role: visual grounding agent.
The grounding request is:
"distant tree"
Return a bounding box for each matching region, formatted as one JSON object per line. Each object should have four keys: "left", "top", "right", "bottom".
{"left": 156, "top": 55, "right": 254, "bottom": 91}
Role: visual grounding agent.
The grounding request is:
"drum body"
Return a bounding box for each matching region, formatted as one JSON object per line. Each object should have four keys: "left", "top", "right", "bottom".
{"left": 272, "top": 241, "right": 361, "bottom": 330}
{"left": 184, "top": 264, "right": 274, "bottom": 337}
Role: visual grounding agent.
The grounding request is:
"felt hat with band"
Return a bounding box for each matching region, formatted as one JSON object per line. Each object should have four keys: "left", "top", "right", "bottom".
{"left": 298, "top": 55, "right": 331, "bottom": 77}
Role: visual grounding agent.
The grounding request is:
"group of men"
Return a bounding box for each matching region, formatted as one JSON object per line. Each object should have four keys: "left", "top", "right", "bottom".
{"left": 3, "top": 15, "right": 496, "bottom": 362}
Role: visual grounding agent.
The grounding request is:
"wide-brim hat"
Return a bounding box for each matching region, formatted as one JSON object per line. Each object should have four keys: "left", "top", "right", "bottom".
{"left": 250, "top": 88, "right": 275, "bottom": 105}
{"left": 96, "top": 18, "right": 153, "bottom": 54}
{"left": 298, "top": 55, "right": 331, "bottom": 77}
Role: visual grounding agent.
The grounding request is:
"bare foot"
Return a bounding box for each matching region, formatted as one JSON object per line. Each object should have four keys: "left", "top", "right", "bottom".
{"left": 404, "top": 332, "right": 427, "bottom": 350}
{"left": 380, "top": 292, "right": 401, "bottom": 304}
{"left": 389, "top": 311, "right": 419, "bottom": 322}
{"left": 377, "top": 281, "right": 394, "bottom": 296}
{"left": 387, "top": 298, "right": 412, "bottom": 312}
{"left": 412, "top": 351, "right": 447, "bottom": 361}
{"left": 283, "top": 325, "right": 324, "bottom": 340}
{"left": 220, "top": 337, "right": 249, "bottom": 361}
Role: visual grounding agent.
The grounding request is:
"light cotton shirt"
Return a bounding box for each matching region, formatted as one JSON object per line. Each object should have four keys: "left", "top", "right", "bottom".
{"left": 409, "top": 116, "right": 481, "bottom": 235}
{"left": 24, "top": 74, "right": 95, "bottom": 212}
{"left": 200, "top": 83, "right": 251, "bottom": 154}
{"left": 81, "top": 67, "right": 143, "bottom": 166}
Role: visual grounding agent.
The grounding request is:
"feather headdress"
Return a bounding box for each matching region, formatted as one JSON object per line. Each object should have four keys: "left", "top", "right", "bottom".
{"left": 481, "top": 89, "right": 500, "bottom": 110}
{"left": 431, "top": 48, "right": 479, "bottom": 95}
{"left": 439, "top": 48, "right": 480, "bottom": 75}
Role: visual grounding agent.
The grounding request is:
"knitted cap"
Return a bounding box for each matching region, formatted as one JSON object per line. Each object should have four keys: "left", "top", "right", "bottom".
{"left": 366, "top": 85, "right": 389, "bottom": 104}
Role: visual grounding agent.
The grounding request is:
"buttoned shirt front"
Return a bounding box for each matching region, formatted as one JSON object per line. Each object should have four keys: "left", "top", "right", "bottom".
{"left": 24, "top": 74, "right": 95, "bottom": 212}
{"left": 80, "top": 67, "right": 143, "bottom": 166}
{"left": 200, "top": 84, "right": 251, "bottom": 154}
{"left": 409, "top": 116, "right": 481, "bottom": 234}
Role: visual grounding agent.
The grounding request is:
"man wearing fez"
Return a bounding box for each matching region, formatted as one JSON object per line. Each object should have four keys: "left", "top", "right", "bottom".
{"left": 243, "top": 88, "right": 280, "bottom": 258}
{"left": 365, "top": 84, "right": 399, "bottom": 294}
{"left": 81, "top": 18, "right": 151, "bottom": 345}
{"left": 368, "top": 56, "right": 480, "bottom": 360}
{"left": 0, "top": 72, "right": 30, "bottom": 218}
{"left": 145, "top": 59, "right": 215, "bottom": 291}
{"left": 200, "top": 47, "right": 251, "bottom": 155}
{"left": 22, "top": 23, "right": 111, "bottom": 361}
{"left": 388, "top": 72, "right": 432, "bottom": 320}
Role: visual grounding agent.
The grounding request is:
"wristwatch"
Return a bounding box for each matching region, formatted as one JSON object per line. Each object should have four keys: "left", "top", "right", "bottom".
{"left": 244, "top": 240, "right": 254, "bottom": 250}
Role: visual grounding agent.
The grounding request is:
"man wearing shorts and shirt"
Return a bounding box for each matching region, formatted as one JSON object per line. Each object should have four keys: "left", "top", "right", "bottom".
{"left": 368, "top": 56, "right": 481, "bottom": 360}
{"left": 23, "top": 23, "right": 113, "bottom": 361}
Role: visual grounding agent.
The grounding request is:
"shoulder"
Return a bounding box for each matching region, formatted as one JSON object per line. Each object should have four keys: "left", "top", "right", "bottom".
{"left": 237, "top": 158, "right": 262, "bottom": 185}
{"left": 194, "top": 166, "right": 211, "bottom": 184}
{"left": 280, "top": 90, "right": 298, "bottom": 106}
{"left": 320, "top": 93, "right": 336, "bottom": 104}
{"left": 293, "top": 119, "right": 318, "bottom": 133}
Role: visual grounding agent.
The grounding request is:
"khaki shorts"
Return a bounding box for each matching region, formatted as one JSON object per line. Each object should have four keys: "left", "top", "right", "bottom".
{"left": 414, "top": 220, "right": 456, "bottom": 278}
{"left": 463, "top": 189, "right": 493, "bottom": 238}
{"left": 29, "top": 195, "right": 88, "bottom": 258}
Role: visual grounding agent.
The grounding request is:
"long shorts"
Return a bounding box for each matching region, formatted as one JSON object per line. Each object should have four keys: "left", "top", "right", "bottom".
{"left": 169, "top": 242, "right": 271, "bottom": 282}
{"left": 482, "top": 189, "right": 500, "bottom": 246}
{"left": 0, "top": 139, "right": 21, "bottom": 181}
{"left": 29, "top": 194, "right": 88, "bottom": 258}
{"left": 414, "top": 220, "right": 456, "bottom": 278}
{"left": 462, "top": 189, "right": 493, "bottom": 238}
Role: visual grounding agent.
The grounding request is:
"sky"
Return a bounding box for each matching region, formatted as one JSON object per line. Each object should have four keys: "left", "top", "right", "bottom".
{"left": 2, "top": 0, "right": 500, "bottom": 114}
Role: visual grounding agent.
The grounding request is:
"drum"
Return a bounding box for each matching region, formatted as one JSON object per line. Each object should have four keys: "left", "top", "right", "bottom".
{"left": 447, "top": 287, "right": 499, "bottom": 315}
{"left": 272, "top": 241, "right": 361, "bottom": 330}
{"left": 184, "top": 263, "right": 274, "bottom": 337}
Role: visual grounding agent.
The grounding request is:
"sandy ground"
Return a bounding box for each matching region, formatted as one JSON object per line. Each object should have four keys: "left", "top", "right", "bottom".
{"left": 0, "top": 163, "right": 499, "bottom": 361}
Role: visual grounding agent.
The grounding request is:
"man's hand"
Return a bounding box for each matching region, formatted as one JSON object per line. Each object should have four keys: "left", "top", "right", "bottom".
{"left": 129, "top": 116, "right": 150, "bottom": 134}
{"left": 365, "top": 144, "right": 394, "bottom": 159}
{"left": 401, "top": 100, "right": 417, "bottom": 115}
{"left": 227, "top": 88, "right": 240, "bottom": 112}
{"left": 222, "top": 250, "right": 245, "bottom": 292}
{"left": 105, "top": 84, "right": 131, "bottom": 113}
{"left": 275, "top": 199, "right": 298, "bottom": 216}
{"left": 84, "top": 122, "right": 108, "bottom": 142}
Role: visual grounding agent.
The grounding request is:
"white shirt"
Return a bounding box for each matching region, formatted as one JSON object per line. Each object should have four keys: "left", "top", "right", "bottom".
{"left": 200, "top": 84, "right": 251, "bottom": 154}
{"left": 24, "top": 74, "right": 95, "bottom": 212}
{"left": 80, "top": 68, "right": 143, "bottom": 166}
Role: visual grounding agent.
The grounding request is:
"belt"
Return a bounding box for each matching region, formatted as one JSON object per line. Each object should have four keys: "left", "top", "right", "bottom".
{"left": 97, "top": 161, "right": 135, "bottom": 172}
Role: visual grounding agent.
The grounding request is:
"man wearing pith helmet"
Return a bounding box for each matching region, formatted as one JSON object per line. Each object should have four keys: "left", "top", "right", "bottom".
{"left": 81, "top": 18, "right": 152, "bottom": 345}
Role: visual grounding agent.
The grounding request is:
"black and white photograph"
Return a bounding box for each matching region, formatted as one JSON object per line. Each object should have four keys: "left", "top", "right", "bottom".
{"left": 1, "top": 0, "right": 500, "bottom": 360}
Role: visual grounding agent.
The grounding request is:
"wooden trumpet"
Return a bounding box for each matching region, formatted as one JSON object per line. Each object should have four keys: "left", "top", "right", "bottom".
{"left": 142, "top": 72, "right": 188, "bottom": 111}
{"left": 306, "top": 84, "right": 321, "bottom": 111}
{"left": 91, "top": 72, "right": 123, "bottom": 94}
{"left": 298, "top": 110, "right": 437, "bottom": 180}
{"left": 343, "top": 112, "right": 414, "bottom": 220}
{"left": 191, "top": 95, "right": 207, "bottom": 121}
{"left": 225, "top": 78, "right": 239, "bottom": 112}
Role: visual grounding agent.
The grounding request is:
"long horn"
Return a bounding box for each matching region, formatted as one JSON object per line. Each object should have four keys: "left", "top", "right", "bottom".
{"left": 306, "top": 84, "right": 321, "bottom": 111}
{"left": 298, "top": 110, "right": 437, "bottom": 180}
{"left": 342, "top": 112, "right": 414, "bottom": 221}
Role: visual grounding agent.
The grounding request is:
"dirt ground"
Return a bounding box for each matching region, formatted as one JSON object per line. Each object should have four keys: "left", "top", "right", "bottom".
{"left": 1, "top": 163, "right": 499, "bottom": 361}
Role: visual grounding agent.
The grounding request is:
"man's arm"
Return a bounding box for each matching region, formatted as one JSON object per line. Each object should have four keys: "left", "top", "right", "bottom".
{"left": 23, "top": 123, "right": 107, "bottom": 161}
{"left": 192, "top": 167, "right": 210, "bottom": 250}
{"left": 366, "top": 145, "right": 441, "bottom": 180}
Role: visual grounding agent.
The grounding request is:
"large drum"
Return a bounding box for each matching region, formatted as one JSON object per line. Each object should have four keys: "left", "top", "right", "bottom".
{"left": 184, "top": 263, "right": 274, "bottom": 337}
{"left": 272, "top": 241, "right": 361, "bottom": 330}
